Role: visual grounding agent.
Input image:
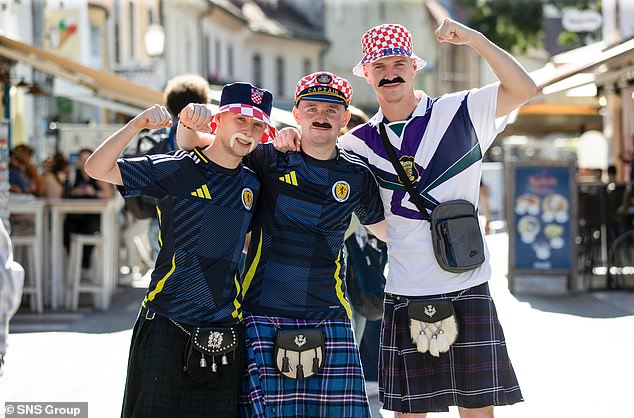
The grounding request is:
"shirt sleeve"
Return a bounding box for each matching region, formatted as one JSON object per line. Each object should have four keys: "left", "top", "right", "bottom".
{"left": 466, "top": 82, "right": 509, "bottom": 152}
{"left": 242, "top": 143, "right": 277, "bottom": 176}
{"left": 337, "top": 130, "right": 368, "bottom": 159}
{"left": 116, "top": 153, "right": 182, "bottom": 199}
{"left": 354, "top": 170, "right": 385, "bottom": 226}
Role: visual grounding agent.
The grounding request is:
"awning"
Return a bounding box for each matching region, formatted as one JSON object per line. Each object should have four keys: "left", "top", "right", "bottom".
{"left": 535, "top": 37, "right": 634, "bottom": 91}
{"left": 0, "top": 34, "right": 163, "bottom": 114}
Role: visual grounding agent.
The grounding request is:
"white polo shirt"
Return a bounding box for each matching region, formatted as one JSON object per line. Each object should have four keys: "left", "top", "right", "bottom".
{"left": 338, "top": 83, "right": 507, "bottom": 296}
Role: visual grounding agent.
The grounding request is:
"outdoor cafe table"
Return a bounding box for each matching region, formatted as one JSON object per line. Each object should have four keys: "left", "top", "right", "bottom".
{"left": 7, "top": 196, "right": 47, "bottom": 306}
{"left": 48, "top": 198, "right": 119, "bottom": 310}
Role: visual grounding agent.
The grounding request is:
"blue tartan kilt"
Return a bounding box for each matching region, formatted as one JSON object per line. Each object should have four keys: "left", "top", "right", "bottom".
{"left": 121, "top": 308, "right": 245, "bottom": 418}
{"left": 239, "top": 314, "right": 371, "bottom": 418}
{"left": 380, "top": 282, "right": 524, "bottom": 413}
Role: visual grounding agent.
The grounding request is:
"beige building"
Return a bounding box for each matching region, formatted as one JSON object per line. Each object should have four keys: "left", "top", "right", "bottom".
{"left": 322, "top": 0, "right": 437, "bottom": 110}
{"left": 202, "top": 0, "right": 328, "bottom": 107}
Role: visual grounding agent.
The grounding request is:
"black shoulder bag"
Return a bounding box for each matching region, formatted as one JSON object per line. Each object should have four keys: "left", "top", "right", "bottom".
{"left": 377, "top": 123, "right": 485, "bottom": 273}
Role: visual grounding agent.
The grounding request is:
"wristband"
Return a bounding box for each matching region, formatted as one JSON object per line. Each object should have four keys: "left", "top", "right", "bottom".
{"left": 178, "top": 120, "right": 195, "bottom": 131}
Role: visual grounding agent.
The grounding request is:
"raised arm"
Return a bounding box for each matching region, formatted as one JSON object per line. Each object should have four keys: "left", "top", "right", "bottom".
{"left": 435, "top": 18, "right": 538, "bottom": 118}
{"left": 175, "top": 103, "right": 214, "bottom": 151}
{"left": 85, "top": 105, "right": 172, "bottom": 185}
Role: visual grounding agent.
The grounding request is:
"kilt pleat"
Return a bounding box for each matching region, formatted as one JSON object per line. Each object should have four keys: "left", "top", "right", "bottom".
{"left": 239, "top": 314, "right": 371, "bottom": 418}
{"left": 121, "top": 310, "right": 245, "bottom": 418}
{"left": 379, "top": 282, "right": 524, "bottom": 413}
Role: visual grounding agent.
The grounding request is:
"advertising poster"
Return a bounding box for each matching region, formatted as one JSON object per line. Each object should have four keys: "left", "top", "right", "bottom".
{"left": 44, "top": 9, "right": 80, "bottom": 62}
{"left": 507, "top": 162, "right": 577, "bottom": 290}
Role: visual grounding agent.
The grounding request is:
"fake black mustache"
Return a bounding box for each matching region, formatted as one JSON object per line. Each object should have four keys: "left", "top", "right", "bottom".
{"left": 378, "top": 77, "right": 405, "bottom": 87}
{"left": 312, "top": 122, "right": 332, "bottom": 129}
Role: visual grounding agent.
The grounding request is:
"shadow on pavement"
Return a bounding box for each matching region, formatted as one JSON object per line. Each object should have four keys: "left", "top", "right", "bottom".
{"left": 11, "top": 285, "right": 146, "bottom": 334}
{"left": 510, "top": 275, "right": 634, "bottom": 318}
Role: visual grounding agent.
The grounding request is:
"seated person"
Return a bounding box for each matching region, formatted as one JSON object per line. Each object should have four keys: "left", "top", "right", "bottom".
{"left": 64, "top": 148, "right": 113, "bottom": 272}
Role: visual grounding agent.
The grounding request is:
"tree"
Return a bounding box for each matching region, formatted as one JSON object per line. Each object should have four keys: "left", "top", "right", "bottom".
{"left": 455, "top": 0, "right": 543, "bottom": 53}
{"left": 454, "top": 0, "right": 602, "bottom": 52}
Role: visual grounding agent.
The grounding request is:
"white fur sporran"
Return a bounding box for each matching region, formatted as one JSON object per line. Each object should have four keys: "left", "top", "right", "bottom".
{"left": 408, "top": 299, "right": 459, "bottom": 357}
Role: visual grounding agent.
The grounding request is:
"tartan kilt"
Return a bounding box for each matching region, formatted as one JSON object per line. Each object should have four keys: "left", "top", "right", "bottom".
{"left": 380, "top": 282, "right": 523, "bottom": 413}
{"left": 121, "top": 308, "right": 245, "bottom": 418}
{"left": 239, "top": 314, "right": 371, "bottom": 418}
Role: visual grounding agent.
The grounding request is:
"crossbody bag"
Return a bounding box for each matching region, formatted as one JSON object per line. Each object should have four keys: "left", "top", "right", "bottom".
{"left": 378, "top": 123, "right": 485, "bottom": 273}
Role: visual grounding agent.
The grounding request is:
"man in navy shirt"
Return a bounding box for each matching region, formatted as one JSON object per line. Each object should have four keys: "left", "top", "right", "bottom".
{"left": 85, "top": 82, "right": 275, "bottom": 418}
{"left": 177, "top": 72, "right": 385, "bottom": 417}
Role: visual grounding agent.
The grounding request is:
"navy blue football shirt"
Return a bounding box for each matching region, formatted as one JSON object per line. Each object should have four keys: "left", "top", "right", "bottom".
{"left": 117, "top": 147, "right": 260, "bottom": 326}
{"left": 240, "top": 143, "right": 384, "bottom": 320}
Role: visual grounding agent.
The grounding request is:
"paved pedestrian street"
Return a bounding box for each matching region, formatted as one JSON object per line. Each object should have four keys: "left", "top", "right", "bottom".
{"left": 2, "top": 233, "right": 634, "bottom": 418}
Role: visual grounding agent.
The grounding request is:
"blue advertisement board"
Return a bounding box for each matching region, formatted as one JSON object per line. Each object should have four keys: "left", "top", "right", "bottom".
{"left": 507, "top": 162, "right": 577, "bottom": 289}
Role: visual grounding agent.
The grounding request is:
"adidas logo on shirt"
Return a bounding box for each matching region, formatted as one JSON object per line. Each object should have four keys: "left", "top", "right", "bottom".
{"left": 278, "top": 171, "right": 298, "bottom": 186}
{"left": 191, "top": 184, "right": 212, "bottom": 199}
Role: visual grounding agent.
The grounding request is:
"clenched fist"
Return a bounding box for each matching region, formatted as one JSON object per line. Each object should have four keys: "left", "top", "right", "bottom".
{"left": 435, "top": 18, "right": 479, "bottom": 46}
{"left": 133, "top": 104, "right": 172, "bottom": 130}
{"left": 178, "top": 103, "right": 214, "bottom": 133}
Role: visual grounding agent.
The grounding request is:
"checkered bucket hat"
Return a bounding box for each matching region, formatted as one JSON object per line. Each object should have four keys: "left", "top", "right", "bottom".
{"left": 210, "top": 82, "right": 277, "bottom": 143}
{"left": 352, "top": 24, "right": 427, "bottom": 77}
{"left": 295, "top": 72, "right": 353, "bottom": 108}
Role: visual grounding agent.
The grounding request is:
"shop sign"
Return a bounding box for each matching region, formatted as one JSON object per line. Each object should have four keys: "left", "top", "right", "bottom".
{"left": 562, "top": 9, "right": 603, "bottom": 32}
{"left": 507, "top": 161, "right": 578, "bottom": 292}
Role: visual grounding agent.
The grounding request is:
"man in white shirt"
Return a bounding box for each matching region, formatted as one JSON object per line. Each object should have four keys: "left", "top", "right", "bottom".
{"left": 276, "top": 18, "right": 537, "bottom": 418}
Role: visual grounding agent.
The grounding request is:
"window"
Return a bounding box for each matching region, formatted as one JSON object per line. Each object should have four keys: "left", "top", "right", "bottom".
{"left": 378, "top": 1, "right": 386, "bottom": 20}
{"left": 303, "top": 58, "right": 311, "bottom": 75}
{"left": 228, "top": 45, "right": 234, "bottom": 78}
{"left": 89, "top": 25, "right": 103, "bottom": 68}
{"left": 203, "top": 35, "right": 210, "bottom": 81}
{"left": 128, "top": 1, "right": 135, "bottom": 57}
{"left": 276, "top": 56, "right": 285, "bottom": 97}
{"left": 253, "top": 54, "right": 262, "bottom": 87}
{"left": 114, "top": 22, "right": 120, "bottom": 63}
{"left": 215, "top": 39, "right": 221, "bottom": 74}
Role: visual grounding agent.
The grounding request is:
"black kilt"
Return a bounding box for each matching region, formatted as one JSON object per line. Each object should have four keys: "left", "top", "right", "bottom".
{"left": 121, "top": 308, "right": 244, "bottom": 418}
{"left": 379, "top": 282, "right": 523, "bottom": 413}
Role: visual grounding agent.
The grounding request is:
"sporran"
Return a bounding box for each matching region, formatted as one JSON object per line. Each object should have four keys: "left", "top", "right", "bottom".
{"left": 408, "top": 299, "right": 458, "bottom": 357}
{"left": 173, "top": 320, "right": 240, "bottom": 383}
{"left": 273, "top": 328, "right": 325, "bottom": 380}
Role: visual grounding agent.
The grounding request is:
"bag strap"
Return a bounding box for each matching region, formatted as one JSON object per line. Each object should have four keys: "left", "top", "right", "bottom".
{"left": 377, "top": 123, "right": 431, "bottom": 222}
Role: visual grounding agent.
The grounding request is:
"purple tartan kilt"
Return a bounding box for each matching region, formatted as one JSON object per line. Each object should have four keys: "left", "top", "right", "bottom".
{"left": 239, "top": 314, "right": 371, "bottom": 418}
{"left": 121, "top": 309, "right": 245, "bottom": 418}
{"left": 379, "top": 282, "right": 524, "bottom": 413}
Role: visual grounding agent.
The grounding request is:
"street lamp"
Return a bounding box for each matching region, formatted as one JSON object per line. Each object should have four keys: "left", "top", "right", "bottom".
{"left": 144, "top": 24, "right": 165, "bottom": 57}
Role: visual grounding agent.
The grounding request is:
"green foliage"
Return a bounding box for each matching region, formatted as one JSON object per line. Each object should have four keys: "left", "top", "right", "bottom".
{"left": 55, "top": 97, "right": 73, "bottom": 116}
{"left": 455, "top": 0, "right": 543, "bottom": 52}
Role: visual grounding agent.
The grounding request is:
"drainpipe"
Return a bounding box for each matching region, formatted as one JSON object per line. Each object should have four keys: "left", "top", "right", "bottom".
{"left": 1, "top": 80, "right": 10, "bottom": 231}
{"left": 3, "top": 81, "right": 10, "bottom": 150}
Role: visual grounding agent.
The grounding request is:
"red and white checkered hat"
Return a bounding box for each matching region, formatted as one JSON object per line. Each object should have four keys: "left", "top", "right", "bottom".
{"left": 210, "top": 82, "right": 277, "bottom": 143}
{"left": 352, "top": 24, "right": 427, "bottom": 77}
{"left": 294, "top": 72, "right": 353, "bottom": 108}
